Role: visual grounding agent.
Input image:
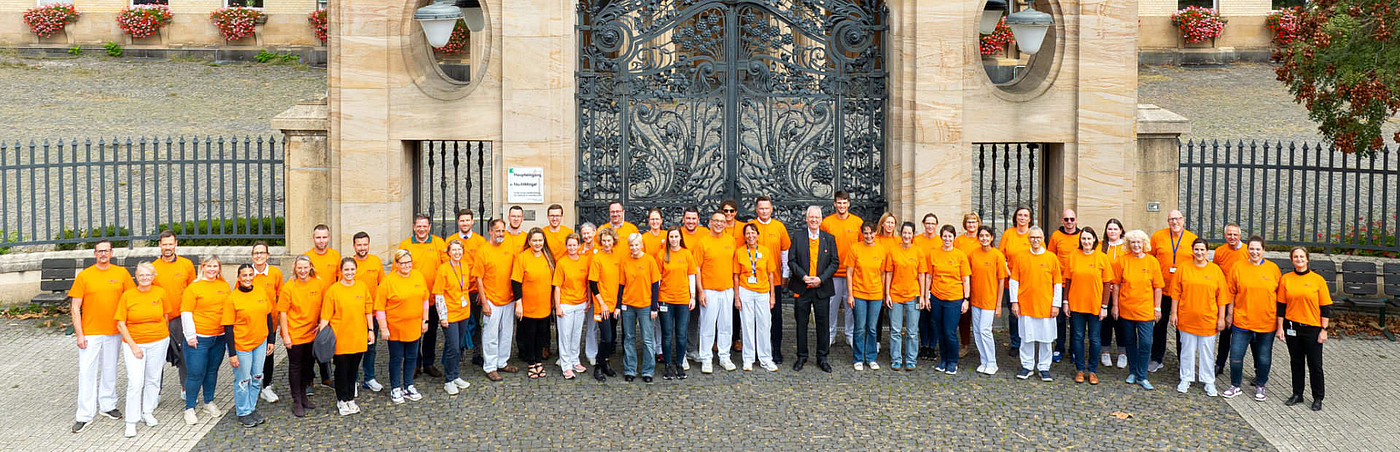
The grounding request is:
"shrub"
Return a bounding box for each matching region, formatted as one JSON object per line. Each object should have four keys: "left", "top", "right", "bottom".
{"left": 53, "top": 226, "right": 132, "bottom": 251}
{"left": 255, "top": 49, "right": 300, "bottom": 64}
{"left": 1266, "top": 7, "right": 1302, "bottom": 47}
{"left": 67, "top": 45, "right": 82, "bottom": 56}
{"left": 1171, "top": 6, "right": 1226, "bottom": 43}
{"left": 308, "top": 9, "right": 328, "bottom": 43}
{"left": 156, "top": 217, "right": 285, "bottom": 246}
{"left": 0, "top": 230, "right": 17, "bottom": 256}
{"left": 23, "top": 3, "right": 81, "bottom": 39}
{"left": 103, "top": 41, "right": 122, "bottom": 57}
{"left": 979, "top": 17, "right": 1015, "bottom": 57}
{"left": 117, "top": 4, "right": 173, "bottom": 39}
{"left": 210, "top": 7, "right": 265, "bottom": 41}
{"left": 433, "top": 20, "right": 470, "bottom": 55}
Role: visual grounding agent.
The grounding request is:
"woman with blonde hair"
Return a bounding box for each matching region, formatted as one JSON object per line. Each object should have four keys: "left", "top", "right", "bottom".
{"left": 278, "top": 255, "right": 322, "bottom": 417}
{"left": 376, "top": 248, "right": 430, "bottom": 403}
{"left": 1113, "top": 229, "right": 1164, "bottom": 390}
{"left": 321, "top": 258, "right": 375, "bottom": 415}
{"left": 180, "top": 255, "right": 230, "bottom": 425}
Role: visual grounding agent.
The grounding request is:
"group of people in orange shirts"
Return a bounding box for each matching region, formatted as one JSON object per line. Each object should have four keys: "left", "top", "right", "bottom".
{"left": 66, "top": 193, "right": 1336, "bottom": 437}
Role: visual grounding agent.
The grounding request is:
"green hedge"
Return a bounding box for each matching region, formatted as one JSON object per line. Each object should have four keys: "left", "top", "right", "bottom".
{"left": 53, "top": 226, "right": 133, "bottom": 250}
{"left": 156, "top": 217, "right": 286, "bottom": 246}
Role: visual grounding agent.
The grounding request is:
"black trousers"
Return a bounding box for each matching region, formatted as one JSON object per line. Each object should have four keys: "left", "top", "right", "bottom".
{"left": 596, "top": 316, "right": 618, "bottom": 360}
{"left": 1152, "top": 296, "right": 1182, "bottom": 363}
{"left": 287, "top": 343, "right": 315, "bottom": 407}
{"left": 332, "top": 353, "right": 362, "bottom": 402}
{"left": 262, "top": 331, "right": 276, "bottom": 389}
{"left": 793, "top": 292, "right": 831, "bottom": 361}
{"left": 1285, "top": 321, "right": 1325, "bottom": 400}
{"left": 419, "top": 307, "right": 441, "bottom": 369}
{"left": 769, "top": 286, "right": 785, "bottom": 361}
{"left": 517, "top": 317, "right": 550, "bottom": 365}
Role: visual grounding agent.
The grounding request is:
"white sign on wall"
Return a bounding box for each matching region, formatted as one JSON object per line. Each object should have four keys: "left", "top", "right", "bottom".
{"left": 506, "top": 167, "right": 544, "bottom": 204}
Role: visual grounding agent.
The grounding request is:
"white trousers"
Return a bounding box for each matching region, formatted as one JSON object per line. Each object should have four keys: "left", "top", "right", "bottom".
{"left": 1020, "top": 341, "right": 1052, "bottom": 371}
{"left": 737, "top": 287, "right": 774, "bottom": 367}
{"left": 75, "top": 334, "right": 121, "bottom": 423}
{"left": 971, "top": 307, "right": 997, "bottom": 369}
{"left": 556, "top": 302, "right": 588, "bottom": 371}
{"left": 482, "top": 301, "right": 517, "bottom": 372}
{"left": 122, "top": 338, "right": 169, "bottom": 424}
{"left": 698, "top": 288, "right": 734, "bottom": 361}
{"left": 1179, "top": 331, "right": 1218, "bottom": 385}
{"left": 585, "top": 302, "right": 598, "bottom": 361}
{"left": 829, "top": 277, "right": 847, "bottom": 345}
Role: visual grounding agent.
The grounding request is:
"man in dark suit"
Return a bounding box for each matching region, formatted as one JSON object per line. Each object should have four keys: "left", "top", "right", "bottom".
{"left": 788, "top": 205, "right": 839, "bottom": 372}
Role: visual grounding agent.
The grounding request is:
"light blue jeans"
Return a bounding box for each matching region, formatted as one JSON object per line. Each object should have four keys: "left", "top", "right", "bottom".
{"left": 888, "top": 298, "right": 920, "bottom": 368}
{"left": 621, "top": 306, "right": 656, "bottom": 377}
{"left": 852, "top": 298, "right": 882, "bottom": 364}
{"left": 231, "top": 341, "right": 267, "bottom": 417}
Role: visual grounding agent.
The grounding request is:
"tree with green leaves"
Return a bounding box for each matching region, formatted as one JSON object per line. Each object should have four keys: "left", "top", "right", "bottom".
{"left": 1275, "top": 0, "right": 1399, "bottom": 156}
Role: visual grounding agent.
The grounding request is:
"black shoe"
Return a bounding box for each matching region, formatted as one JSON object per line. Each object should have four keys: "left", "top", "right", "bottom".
{"left": 662, "top": 368, "right": 674, "bottom": 380}
{"left": 642, "top": 376, "right": 653, "bottom": 383}
{"left": 239, "top": 415, "right": 258, "bottom": 428}
{"left": 100, "top": 408, "right": 122, "bottom": 419}
{"left": 71, "top": 421, "right": 88, "bottom": 433}
{"left": 1285, "top": 394, "right": 1304, "bottom": 406}
{"left": 601, "top": 361, "right": 617, "bottom": 377}
{"left": 624, "top": 375, "right": 635, "bottom": 382}
{"left": 773, "top": 353, "right": 783, "bottom": 365}
{"left": 1310, "top": 399, "right": 1323, "bottom": 411}
{"left": 677, "top": 370, "right": 688, "bottom": 379}
{"left": 793, "top": 358, "right": 807, "bottom": 372}
{"left": 471, "top": 354, "right": 484, "bottom": 366}
{"left": 1006, "top": 347, "right": 1019, "bottom": 357}
{"left": 818, "top": 360, "right": 833, "bottom": 373}
{"left": 592, "top": 367, "right": 606, "bottom": 382}
{"left": 424, "top": 365, "right": 444, "bottom": 378}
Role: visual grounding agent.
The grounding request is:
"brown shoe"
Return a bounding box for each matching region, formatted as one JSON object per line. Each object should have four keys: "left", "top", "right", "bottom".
{"left": 542, "top": 347, "right": 551, "bottom": 359}
{"left": 485, "top": 371, "right": 503, "bottom": 382}
{"left": 733, "top": 340, "right": 742, "bottom": 352}
{"left": 1087, "top": 372, "right": 1099, "bottom": 385}
{"left": 959, "top": 345, "right": 970, "bottom": 358}
{"left": 501, "top": 365, "right": 520, "bottom": 373}
{"left": 1074, "top": 371, "right": 1085, "bottom": 383}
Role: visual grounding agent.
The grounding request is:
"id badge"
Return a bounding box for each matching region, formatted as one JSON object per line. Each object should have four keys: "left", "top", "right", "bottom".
{"left": 659, "top": 305, "right": 669, "bottom": 313}
{"left": 594, "top": 314, "right": 603, "bottom": 322}
{"left": 460, "top": 296, "right": 468, "bottom": 308}
{"left": 1169, "top": 267, "right": 1177, "bottom": 274}
{"left": 747, "top": 275, "right": 758, "bottom": 284}
{"left": 1286, "top": 328, "right": 1297, "bottom": 337}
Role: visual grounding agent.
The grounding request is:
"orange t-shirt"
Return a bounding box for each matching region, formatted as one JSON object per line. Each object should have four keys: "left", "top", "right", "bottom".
{"left": 502, "top": 229, "right": 528, "bottom": 252}
{"left": 596, "top": 222, "right": 639, "bottom": 248}
{"left": 913, "top": 234, "right": 944, "bottom": 255}
{"left": 1103, "top": 241, "right": 1127, "bottom": 267}
{"left": 657, "top": 249, "right": 698, "bottom": 305}
{"left": 680, "top": 226, "right": 710, "bottom": 249}
{"left": 543, "top": 226, "right": 574, "bottom": 261}
{"left": 151, "top": 256, "right": 196, "bottom": 320}
{"left": 620, "top": 253, "right": 662, "bottom": 308}
{"left": 953, "top": 234, "right": 981, "bottom": 255}
{"left": 1213, "top": 243, "right": 1248, "bottom": 275}
{"left": 1046, "top": 228, "right": 1082, "bottom": 271}
{"left": 433, "top": 260, "right": 474, "bottom": 323}
{"left": 642, "top": 230, "right": 666, "bottom": 257}
{"left": 1065, "top": 250, "right": 1115, "bottom": 314}
{"left": 820, "top": 213, "right": 863, "bottom": 277}
{"left": 251, "top": 265, "right": 283, "bottom": 308}
{"left": 1149, "top": 228, "right": 1198, "bottom": 296}
{"left": 694, "top": 233, "right": 737, "bottom": 292}
{"left": 114, "top": 287, "right": 168, "bottom": 344}
{"left": 1173, "top": 262, "right": 1228, "bottom": 337}
{"left": 304, "top": 247, "right": 342, "bottom": 289}
{"left": 589, "top": 248, "right": 623, "bottom": 311}
{"left": 322, "top": 281, "right": 373, "bottom": 355}
{"left": 733, "top": 245, "right": 775, "bottom": 294}
{"left": 926, "top": 247, "right": 971, "bottom": 301}
{"left": 1229, "top": 260, "right": 1282, "bottom": 333}
{"left": 447, "top": 232, "right": 488, "bottom": 292}
{"left": 842, "top": 241, "right": 887, "bottom": 300}
{"left": 1278, "top": 270, "right": 1333, "bottom": 327}
{"left": 1011, "top": 251, "right": 1062, "bottom": 319}
{"left": 399, "top": 236, "right": 447, "bottom": 290}
{"left": 375, "top": 270, "right": 429, "bottom": 342}
{"left": 477, "top": 241, "right": 517, "bottom": 307}
{"left": 1113, "top": 254, "right": 1165, "bottom": 322}
{"left": 353, "top": 255, "right": 384, "bottom": 297}
{"left": 967, "top": 247, "right": 1009, "bottom": 311}
{"left": 69, "top": 265, "right": 136, "bottom": 336}
{"left": 221, "top": 288, "right": 272, "bottom": 352}
{"left": 553, "top": 254, "right": 591, "bottom": 306}
{"left": 181, "top": 278, "right": 230, "bottom": 336}
{"left": 748, "top": 218, "right": 792, "bottom": 276}
{"left": 885, "top": 244, "right": 927, "bottom": 302}
{"left": 277, "top": 277, "right": 324, "bottom": 346}
{"left": 998, "top": 228, "right": 1031, "bottom": 271}
{"left": 512, "top": 251, "right": 555, "bottom": 318}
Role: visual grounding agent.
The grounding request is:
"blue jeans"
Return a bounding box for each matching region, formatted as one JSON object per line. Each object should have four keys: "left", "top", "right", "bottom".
{"left": 1122, "top": 319, "right": 1154, "bottom": 381}
{"left": 231, "top": 341, "right": 266, "bottom": 416}
{"left": 888, "top": 299, "right": 920, "bottom": 368}
{"left": 361, "top": 322, "right": 378, "bottom": 382}
{"left": 1070, "top": 312, "right": 1103, "bottom": 373}
{"left": 183, "top": 335, "right": 225, "bottom": 410}
{"left": 852, "top": 298, "right": 882, "bottom": 364}
{"left": 388, "top": 339, "right": 419, "bottom": 390}
{"left": 442, "top": 320, "right": 469, "bottom": 381}
{"left": 1228, "top": 326, "right": 1275, "bottom": 388}
{"left": 621, "top": 306, "right": 656, "bottom": 376}
{"left": 1054, "top": 310, "right": 1070, "bottom": 357}
{"left": 659, "top": 304, "right": 689, "bottom": 368}
{"left": 930, "top": 297, "right": 963, "bottom": 368}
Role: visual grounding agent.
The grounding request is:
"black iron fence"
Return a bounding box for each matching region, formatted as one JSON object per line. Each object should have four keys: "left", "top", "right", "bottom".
{"left": 415, "top": 141, "right": 494, "bottom": 238}
{"left": 1180, "top": 140, "right": 1398, "bottom": 256}
{"left": 0, "top": 137, "right": 285, "bottom": 250}
{"left": 973, "top": 143, "right": 1044, "bottom": 230}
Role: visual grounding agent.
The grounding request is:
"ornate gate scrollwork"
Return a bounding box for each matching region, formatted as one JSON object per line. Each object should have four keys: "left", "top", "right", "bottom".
{"left": 576, "top": 0, "right": 888, "bottom": 226}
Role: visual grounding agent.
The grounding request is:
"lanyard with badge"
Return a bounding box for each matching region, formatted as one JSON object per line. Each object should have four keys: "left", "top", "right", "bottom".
{"left": 450, "top": 261, "right": 467, "bottom": 307}
{"left": 747, "top": 246, "right": 760, "bottom": 285}
{"left": 1169, "top": 231, "right": 1182, "bottom": 274}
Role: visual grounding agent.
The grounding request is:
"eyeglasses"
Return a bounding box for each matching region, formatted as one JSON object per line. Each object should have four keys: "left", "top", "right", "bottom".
{"left": 397, "top": 260, "right": 413, "bottom": 265}
{"left": 722, "top": 208, "right": 736, "bottom": 213}
{"left": 94, "top": 249, "right": 112, "bottom": 254}
{"left": 1063, "top": 217, "right": 1076, "bottom": 221}
{"left": 1028, "top": 236, "right": 1045, "bottom": 240}
{"left": 252, "top": 251, "right": 269, "bottom": 255}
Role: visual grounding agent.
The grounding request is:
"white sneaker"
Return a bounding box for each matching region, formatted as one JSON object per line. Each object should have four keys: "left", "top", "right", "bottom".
{"left": 1117, "top": 354, "right": 1129, "bottom": 368}
{"left": 405, "top": 385, "right": 423, "bottom": 401}
{"left": 761, "top": 362, "right": 778, "bottom": 372}
{"left": 589, "top": 357, "right": 597, "bottom": 366}
{"left": 183, "top": 409, "right": 198, "bottom": 425}
{"left": 743, "top": 363, "right": 753, "bottom": 372}
{"left": 854, "top": 362, "right": 864, "bottom": 371}
{"left": 125, "top": 423, "right": 137, "bottom": 438}
{"left": 203, "top": 403, "right": 221, "bottom": 418}
{"left": 452, "top": 378, "right": 472, "bottom": 389}
{"left": 701, "top": 360, "right": 714, "bottom": 374}
{"left": 868, "top": 362, "right": 880, "bottom": 370}
{"left": 1204, "top": 384, "right": 1219, "bottom": 397}
{"left": 1148, "top": 361, "right": 1164, "bottom": 373}
{"left": 364, "top": 379, "right": 384, "bottom": 392}
{"left": 976, "top": 364, "right": 987, "bottom": 374}
{"left": 985, "top": 365, "right": 999, "bottom": 375}
{"left": 720, "top": 359, "right": 737, "bottom": 371}
{"left": 686, "top": 352, "right": 699, "bottom": 362}
{"left": 444, "top": 382, "right": 459, "bottom": 395}
{"left": 347, "top": 400, "right": 361, "bottom": 414}
{"left": 1177, "top": 381, "right": 1191, "bottom": 393}
{"left": 681, "top": 357, "right": 690, "bottom": 371}
{"left": 141, "top": 413, "right": 158, "bottom": 427}
{"left": 337, "top": 401, "right": 352, "bottom": 416}
{"left": 260, "top": 386, "right": 279, "bottom": 403}
{"left": 390, "top": 388, "right": 405, "bottom": 404}
{"left": 1100, "top": 353, "right": 1113, "bottom": 367}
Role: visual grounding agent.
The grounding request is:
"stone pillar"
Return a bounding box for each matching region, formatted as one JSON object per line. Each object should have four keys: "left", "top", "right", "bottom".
{"left": 272, "top": 98, "right": 331, "bottom": 254}
{"left": 1132, "top": 104, "right": 1189, "bottom": 231}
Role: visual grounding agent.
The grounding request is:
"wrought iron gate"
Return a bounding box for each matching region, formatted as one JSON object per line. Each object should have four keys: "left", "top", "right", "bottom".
{"left": 576, "top": 0, "right": 888, "bottom": 225}
{"left": 973, "top": 143, "right": 1045, "bottom": 230}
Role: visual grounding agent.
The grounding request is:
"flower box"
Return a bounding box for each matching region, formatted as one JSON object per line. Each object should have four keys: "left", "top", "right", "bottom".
{"left": 211, "top": 7, "right": 266, "bottom": 42}
{"left": 1171, "top": 6, "right": 1226, "bottom": 45}
{"left": 23, "top": 3, "right": 81, "bottom": 40}
{"left": 117, "top": 5, "right": 173, "bottom": 39}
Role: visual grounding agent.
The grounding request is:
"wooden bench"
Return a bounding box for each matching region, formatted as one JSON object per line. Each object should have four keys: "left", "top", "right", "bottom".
{"left": 31, "top": 257, "right": 133, "bottom": 306}
{"left": 1340, "top": 261, "right": 1399, "bottom": 341}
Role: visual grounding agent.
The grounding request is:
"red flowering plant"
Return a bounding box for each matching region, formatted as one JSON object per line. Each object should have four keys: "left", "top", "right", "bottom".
{"left": 1265, "top": 7, "right": 1302, "bottom": 46}
{"left": 117, "top": 5, "right": 174, "bottom": 39}
{"left": 433, "top": 20, "right": 470, "bottom": 55}
{"left": 23, "top": 3, "right": 81, "bottom": 39}
{"left": 307, "top": 9, "right": 327, "bottom": 43}
{"left": 979, "top": 17, "right": 1015, "bottom": 56}
{"left": 1171, "top": 6, "right": 1226, "bottom": 43}
{"left": 210, "top": 7, "right": 265, "bottom": 41}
